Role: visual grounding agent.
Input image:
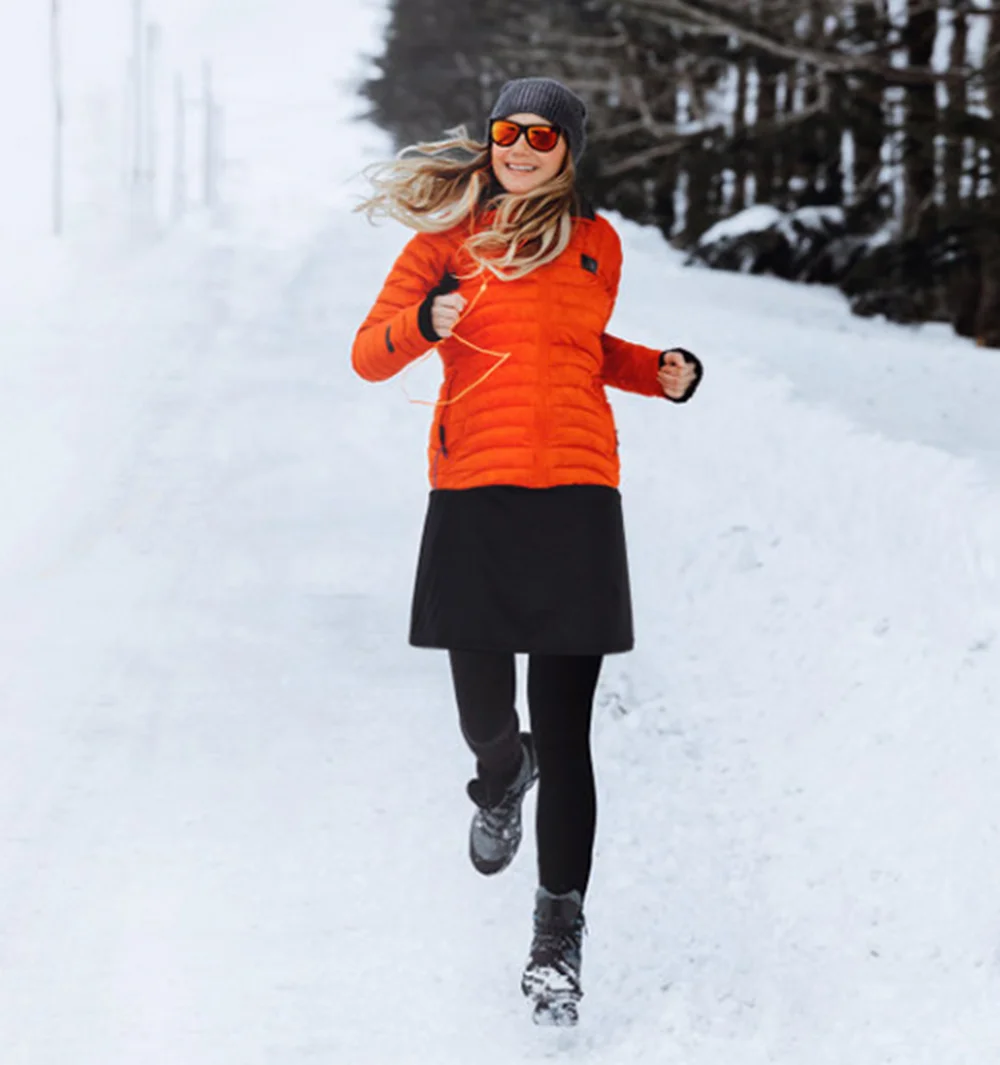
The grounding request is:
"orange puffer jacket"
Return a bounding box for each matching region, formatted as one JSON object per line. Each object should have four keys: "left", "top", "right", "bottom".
{"left": 352, "top": 210, "right": 668, "bottom": 490}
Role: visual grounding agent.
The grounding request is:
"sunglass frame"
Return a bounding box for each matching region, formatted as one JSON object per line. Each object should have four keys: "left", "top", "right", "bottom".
{"left": 489, "top": 119, "right": 563, "bottom": 153}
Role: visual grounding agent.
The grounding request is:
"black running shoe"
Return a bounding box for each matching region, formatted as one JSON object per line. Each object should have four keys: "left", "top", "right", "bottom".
{"left": 466, "top": 733, "right": 538, "bottom": 876}
{"left": 521, "top": 886, "right": 585, "bottom": 1026}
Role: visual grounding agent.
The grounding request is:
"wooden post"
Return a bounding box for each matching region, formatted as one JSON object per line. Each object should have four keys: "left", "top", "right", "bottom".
{"left": 203, "top": 60, "right": 216, "bottom": 208}
{"left": 145, "top": 22, "right": 160, "bottom": 218}
{"left": 132, "top": 0, "right": 144, "bottom": 197}
{"left": 215, "top": 101, "right": 225, "bottom": 203}
{"left": 172, "top": 73, "right": 186, "bottom": 220}
{"left": 51, "top": 0, "right": 64, "bottom": 236}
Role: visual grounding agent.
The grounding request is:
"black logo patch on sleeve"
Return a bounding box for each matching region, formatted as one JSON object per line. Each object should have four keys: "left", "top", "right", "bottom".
{"left": 581, "top": 254, "right": 598, "bottom": 274}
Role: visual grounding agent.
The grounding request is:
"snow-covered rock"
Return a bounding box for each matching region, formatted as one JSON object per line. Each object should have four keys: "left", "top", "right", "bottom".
{"left": 688, "top": 204, "right": 849, "bottom": 282}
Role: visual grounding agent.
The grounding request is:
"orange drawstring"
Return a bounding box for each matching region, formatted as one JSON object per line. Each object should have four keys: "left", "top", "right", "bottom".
{"left": 399, "top": 277, "right": 512, "bottom": 409}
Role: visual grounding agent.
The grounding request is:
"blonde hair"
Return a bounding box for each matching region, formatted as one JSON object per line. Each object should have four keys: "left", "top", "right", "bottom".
{"left": 355, "top": 125, "right": 580, "bottom": 281}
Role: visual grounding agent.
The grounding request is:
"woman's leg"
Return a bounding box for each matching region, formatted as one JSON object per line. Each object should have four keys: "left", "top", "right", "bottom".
{"left": 526, "top": 653, "right": 604, "bottom": 898}
{"left": 448, "top": 649, "right": 522, "bottom": 783}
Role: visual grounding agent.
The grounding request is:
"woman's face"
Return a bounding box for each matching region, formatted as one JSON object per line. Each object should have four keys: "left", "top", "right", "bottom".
{"left": 490, "top": 111, "right": 569, "bottom": 195}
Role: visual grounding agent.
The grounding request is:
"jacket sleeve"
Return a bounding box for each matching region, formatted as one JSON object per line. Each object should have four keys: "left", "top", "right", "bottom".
{"left": 600, "top": 333, "right": 669, "bottom": 398}
{"left": 596, "top": 218, "right": 674, "bottom": 400}
{"left": 352, "top": 231, "right": 449, "bottom": 382}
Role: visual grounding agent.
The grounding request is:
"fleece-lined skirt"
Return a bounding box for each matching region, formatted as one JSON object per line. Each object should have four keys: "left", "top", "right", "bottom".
{"left": 409, "top": 484, "right": 634, "bottom": 656}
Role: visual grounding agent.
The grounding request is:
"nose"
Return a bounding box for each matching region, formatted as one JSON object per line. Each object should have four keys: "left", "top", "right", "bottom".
{"left": 502, "top": 138, "right": 537, "bottom": 158}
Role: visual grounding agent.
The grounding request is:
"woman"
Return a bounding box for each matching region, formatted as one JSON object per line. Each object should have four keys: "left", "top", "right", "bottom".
{"left": 352, "top": 77, "right": 702, "bottom": 1026}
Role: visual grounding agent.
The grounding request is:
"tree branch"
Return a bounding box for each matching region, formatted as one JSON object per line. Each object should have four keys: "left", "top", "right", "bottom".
{"left": 598, "top": 93, "right": 831, "bottom": 179}
{"left": 624, "top": 0, "right": 974, "bottom": 86}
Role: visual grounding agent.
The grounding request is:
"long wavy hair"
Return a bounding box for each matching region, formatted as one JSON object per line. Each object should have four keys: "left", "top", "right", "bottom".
{"left": 355, "top": 125, "right": 581, "bottom": 281}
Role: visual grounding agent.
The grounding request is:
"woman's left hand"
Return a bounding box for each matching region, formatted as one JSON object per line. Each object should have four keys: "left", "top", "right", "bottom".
{"left": 658, "top": 350, "right": 700, "bottom": 401}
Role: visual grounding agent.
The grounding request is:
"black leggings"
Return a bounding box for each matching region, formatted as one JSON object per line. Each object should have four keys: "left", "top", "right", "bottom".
{"left": 448, "top": 649, "right": 603, "bottom": 898}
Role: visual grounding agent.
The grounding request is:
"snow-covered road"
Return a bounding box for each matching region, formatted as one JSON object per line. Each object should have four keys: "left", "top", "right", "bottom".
{"left": 2, "top": 2, "right": 1000, "bottom": 1062}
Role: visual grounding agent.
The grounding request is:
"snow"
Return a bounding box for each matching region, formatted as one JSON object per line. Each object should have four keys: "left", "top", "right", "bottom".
{"left": 784, "top": 205, "right": 844, "bottom": 231}
{"left": 2, "top": 1, "right": 1000, "bottom": 1062}
{"left": 697, "top": 204, "right": 784, "bottom": 246}
{"left": 696, "top": 205, "right": 846, "bottom": 265}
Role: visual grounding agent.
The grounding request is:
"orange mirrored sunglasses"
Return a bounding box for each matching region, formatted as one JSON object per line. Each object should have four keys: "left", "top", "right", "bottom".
{"left": 489, "top": 119, "right": 562, "bottom": 153}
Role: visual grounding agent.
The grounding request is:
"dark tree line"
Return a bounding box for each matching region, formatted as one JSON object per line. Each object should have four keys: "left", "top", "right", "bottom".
{"left": 362, "top": 0, "right": 1000, "bottom": 347}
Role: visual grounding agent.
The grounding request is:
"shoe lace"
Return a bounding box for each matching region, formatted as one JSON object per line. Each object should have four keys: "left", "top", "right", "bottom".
{"left": 477, "top": 786, "right": 523, "bottom": 840}
{"left": 532, "top": 916, "right": 585, "bottom": 971}
{"left": 469, "top": 746, "right": 535, "bottom": 838}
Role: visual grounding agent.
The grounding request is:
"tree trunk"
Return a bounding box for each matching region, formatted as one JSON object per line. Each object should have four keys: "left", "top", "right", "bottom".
{"left": 941, "top": 0, "right": 968, "bottom": 214}
{"left": 682, "top": 145, "right": 714, "bottom": 242}
{"left": 975, "top": 8, "right": 1000, "bottom": 346}
{"left": 975, "top": 214, "right": 1000, "bottom": 347}
{"left": 732, "top": 53, "right": 750, "bottom": 210}
{"left": 787, "top": 1, "right": 837, "bottom": 207}
{"left": 847, "top": 2, "right": 888, "bottom": 212}
{"left": 752, "top": 54, "right": 782, "bottom": 204}
{"left": 900, "top": 0, "right": 938, "bottom": 236}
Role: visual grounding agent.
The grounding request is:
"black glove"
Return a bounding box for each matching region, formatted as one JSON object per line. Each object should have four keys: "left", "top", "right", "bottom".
{"left": 418, "top": 271, "right": 461, "bottom": 343}
{"left": 658, "top": 347, "right": 703, "bottom": 404}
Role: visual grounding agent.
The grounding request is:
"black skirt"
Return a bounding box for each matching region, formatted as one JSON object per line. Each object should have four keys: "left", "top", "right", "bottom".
{"left": 409, "top": 484, "right": 634, "bottom": 656}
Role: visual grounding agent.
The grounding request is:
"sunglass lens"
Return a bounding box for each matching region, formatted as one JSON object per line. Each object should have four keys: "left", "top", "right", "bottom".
{"left": 526, "top": 126, "right": 559, "bottom": 151}
{"left": 490, "top": 120, "right": 521, "bottom": 147}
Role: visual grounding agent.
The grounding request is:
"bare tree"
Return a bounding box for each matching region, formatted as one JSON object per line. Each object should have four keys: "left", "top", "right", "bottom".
{"left": 900, "top": 0, "right": 938, "bottom": 235}
{"left": 941, "top": 0, "right": 970, "bottom": 214}
{"left": 364, "top": 0, "right": 1000, "bottom": 343}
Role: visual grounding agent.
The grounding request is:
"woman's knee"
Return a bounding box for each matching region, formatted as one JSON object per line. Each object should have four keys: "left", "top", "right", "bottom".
{"left": 527, "top": 653, "right": 602, "bottom": 730}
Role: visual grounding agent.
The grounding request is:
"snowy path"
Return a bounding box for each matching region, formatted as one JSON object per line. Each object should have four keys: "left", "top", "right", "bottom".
{"left": 3, "top": 2, "right": 1000, "bottom": 1062}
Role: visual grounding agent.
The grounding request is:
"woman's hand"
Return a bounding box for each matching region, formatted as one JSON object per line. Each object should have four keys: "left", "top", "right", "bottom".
{"left": 431, "top": 292, "right": 467, "bottom": 338}
{"left": 658, "top": 349, "right": 700, "bottom": 401}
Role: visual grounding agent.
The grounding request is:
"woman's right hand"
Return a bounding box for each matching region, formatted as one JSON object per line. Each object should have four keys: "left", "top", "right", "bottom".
{"left": 431, "top": 292, "right": 467, "bottom": 338}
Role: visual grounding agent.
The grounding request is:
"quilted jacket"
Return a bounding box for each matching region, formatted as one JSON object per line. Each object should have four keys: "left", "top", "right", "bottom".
{"left": 352, "top": 208, "right": 674, "bottom": 490}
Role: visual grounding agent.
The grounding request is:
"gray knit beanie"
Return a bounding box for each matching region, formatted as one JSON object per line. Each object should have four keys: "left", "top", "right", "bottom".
{"left": 487, "top": 77, "right": 588, "bottom": 163}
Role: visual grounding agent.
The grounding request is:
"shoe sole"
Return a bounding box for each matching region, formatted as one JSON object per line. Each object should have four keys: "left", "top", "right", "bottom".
{"left": 522, "top": 979, "right": 581, "bottom": 1027}
{"left": 531, "top": 997, "right": 579, "bottom": 1027}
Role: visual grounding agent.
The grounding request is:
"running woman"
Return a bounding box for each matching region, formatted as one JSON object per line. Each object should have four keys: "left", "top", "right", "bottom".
{"left": 352, "top": 76, "right": 703, "bottom": 1026}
